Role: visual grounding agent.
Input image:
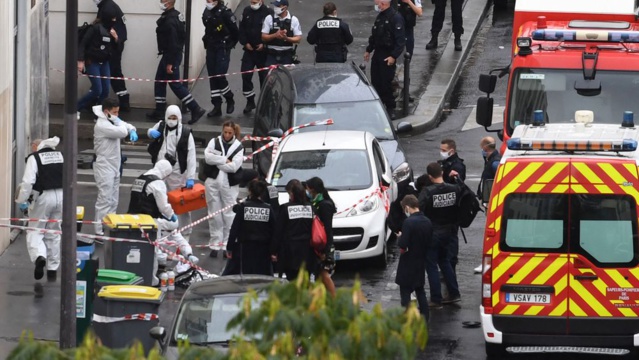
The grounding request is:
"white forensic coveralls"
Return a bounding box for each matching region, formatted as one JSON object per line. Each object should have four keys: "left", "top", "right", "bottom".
{"left": 204, "top": 135, "right": 244, "bottom": 250}
{"left": 93, "top": 105, "right": 136, "bottom": 235}
{"left": 16, "top": 137, "right": 63, "bottom": 271}
{"left": 138, "top": 160, "right": 195, "bottom": 285}
{"left": 147, "top": 105, "right": 197, "bottom": 237}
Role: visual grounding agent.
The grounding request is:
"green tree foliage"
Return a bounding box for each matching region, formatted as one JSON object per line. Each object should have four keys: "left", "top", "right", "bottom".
{"left": 8, "top": 270, "right": 427, "bottom": 360}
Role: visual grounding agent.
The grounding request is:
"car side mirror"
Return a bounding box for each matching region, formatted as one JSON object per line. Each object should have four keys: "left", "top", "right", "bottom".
{"left": 267, "top": 128, "right": 284, "bottom": 138}
{"left": 482, "top": 179, "right": 494, "bottom": 204}
{"left": 381, "top": 173, "right": 392, "bottom": 187}
{"left": 476, "top": 97, "right": 494, "bottom": 127}
{"left": 478, "top": 74, "right": 497, "bottom": 94}
{"left": 396, "top": 121, "right": 413, "bottom": 134}
{"left": 149, "top": 326, "right": 166, "bottom": 343}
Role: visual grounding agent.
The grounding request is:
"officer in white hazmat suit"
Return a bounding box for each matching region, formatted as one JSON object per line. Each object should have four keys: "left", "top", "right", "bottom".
{"left": 203, "top": 121, "right": 244, "bottom": 258}
{"left": 15, "top": 137, "right": 64, "bottom": 281}
{"left": 146, "top": 105, "right": 197, "bottom": 239}
{"left": 127, "top": 160, "right": 199, "bottom": 285}
{"left": 93, "top": 98, "right": 138, "bottom": 235}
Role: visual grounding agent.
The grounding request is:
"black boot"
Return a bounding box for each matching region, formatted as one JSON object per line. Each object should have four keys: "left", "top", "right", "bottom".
{"left": 425, "top": 35, "right": 438, "bottom": 50}
{"left": 243, "top": 97, "right": 256, "bottom": 114}
{"left": 34, "top": 256, "right": 46, "bottom": 280}
{"left": 146, "top": 105, "right": 166, "bottom": 121}
{"left": 226, "top": 97, "right": 235, "bottom": 114}
{"left": 47, "top": 270, "right": 57, "bottom": 282}
{"left": 207, "top": 105, "right": 222, "bottom": 118}
{"left": 454, "top": 35, "right": 462, "bottom": 51}
{"left": 188, "top": 106, "right": 206, "bottom": 125}
{"left": 118, "top": 94, "right": 131, "bottom": 112}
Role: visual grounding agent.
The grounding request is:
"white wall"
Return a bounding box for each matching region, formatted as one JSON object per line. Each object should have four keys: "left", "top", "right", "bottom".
{"left": 48, "top": 0, "right": 239, "bottom": 108}
{"left": 0, "top": 0, "right": 16, "bottom": 253}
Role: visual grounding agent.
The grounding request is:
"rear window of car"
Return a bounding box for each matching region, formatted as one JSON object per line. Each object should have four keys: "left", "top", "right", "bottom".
{"left": 501, "top": 193, "right": 638, "bottom": 267}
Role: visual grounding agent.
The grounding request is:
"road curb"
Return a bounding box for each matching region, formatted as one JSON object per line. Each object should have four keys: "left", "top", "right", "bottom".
{"left": 399, "top": 0, "right": 492, "bottom": 133}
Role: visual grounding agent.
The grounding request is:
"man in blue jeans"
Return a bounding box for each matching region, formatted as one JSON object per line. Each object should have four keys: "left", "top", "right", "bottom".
{"left": 418, "top": 162, "right": 461, "bottom": 307}
{"left": 77, "top": 22, "right": 114, "bottom": 120}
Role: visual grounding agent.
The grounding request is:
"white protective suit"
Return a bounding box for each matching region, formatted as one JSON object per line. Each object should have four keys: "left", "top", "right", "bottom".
{"left": 140, "top": 160, "right": 195, "bottom": 285}
{"left": 147, "top": 105, "right": 197, "bottom": 236}
{"left": 204, "top": 135, "right": 244, "bottom": 250}
{"left": 16, "top": 137, "right": 63, "bottom": 271}
{"left": 93, "top": 105, "right": 136, "bottom": 235}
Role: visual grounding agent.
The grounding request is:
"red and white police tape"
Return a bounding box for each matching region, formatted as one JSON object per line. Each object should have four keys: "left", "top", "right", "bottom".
{"left": 92, "top": 313, "right": 159, "bottom": 324}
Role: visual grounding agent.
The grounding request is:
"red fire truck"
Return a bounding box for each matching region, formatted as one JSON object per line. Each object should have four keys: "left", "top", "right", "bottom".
{"left": 476, "top": 0, "right": 639, "bottom": 151}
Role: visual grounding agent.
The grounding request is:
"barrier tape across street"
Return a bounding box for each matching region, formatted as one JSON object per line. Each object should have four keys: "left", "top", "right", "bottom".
{"left": 92, "top": 313, "right": 159, "bottom": 323}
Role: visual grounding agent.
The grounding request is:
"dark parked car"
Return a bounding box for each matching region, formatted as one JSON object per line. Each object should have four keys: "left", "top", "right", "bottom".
{"left": 149, "top": 275, "right": 280, "bottom": 358}
{"left": 252, "top": 63, "right": 413, "bottom": 230}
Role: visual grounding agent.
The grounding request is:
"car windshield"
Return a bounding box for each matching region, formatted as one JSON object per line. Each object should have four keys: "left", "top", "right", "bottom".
{"left": 508, "top": 69, "right": 639, "bottom": 134}
{"left": 173, "top": 293, "right": 265, "bottom": 345}
{"left": 294, "top": 101, "right": 395, "bottom": 140}
{"left": 271, "top": 149, "right": 372, "bottom": 190}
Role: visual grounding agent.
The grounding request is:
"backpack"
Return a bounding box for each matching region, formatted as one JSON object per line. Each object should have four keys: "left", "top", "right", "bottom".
{"left": 456, "top": 178, "right": 482, "bottom": 229}
{"left": 78, "top": 22, "right": 93, "bottom": 45}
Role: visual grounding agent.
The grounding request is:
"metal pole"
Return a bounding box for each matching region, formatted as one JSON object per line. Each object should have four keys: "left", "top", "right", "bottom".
{"left": 61, "top": 0, "right": 78, "bottom": 349}
{"left": 183, "top": 0, "right": 192, "bottom": 108}
{"left": 403, "top": 52, "right": 411, "bottom": 117}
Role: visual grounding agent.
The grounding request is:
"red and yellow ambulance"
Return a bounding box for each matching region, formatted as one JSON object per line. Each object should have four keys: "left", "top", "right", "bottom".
{"left": 480, "top": 110, "right": 639, "bottom": 357}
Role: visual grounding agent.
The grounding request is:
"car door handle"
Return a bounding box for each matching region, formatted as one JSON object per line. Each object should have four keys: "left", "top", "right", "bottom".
{"left": 575, "top": 273, "right": 598, "bottom": 281}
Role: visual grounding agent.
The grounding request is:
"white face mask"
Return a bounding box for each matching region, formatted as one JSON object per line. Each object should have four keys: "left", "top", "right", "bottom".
{"left": 160, "top": 2, "right": 168, "bottom": 11}
{"left": 273, "top": 6, "right": 284, "bottom": 15}
{"left": 250, "top": 2, "right": 262, "bottom": 10}
{"left": 93, "top": 0, "right": 102, "bottom": 5}
{"left": 440, "top": 151, "right": 451, "bottom": 160}
{"left": 166, "top": 119, "right": 178, "bottom": 128}
{"left": 374, "top": 4, "right": 380, "bottom": 12}
{"left": 206, "top": 2, "right": 217, "bottom": 10}
{"left": 404, "top": 208, "right": 410, "bottom": 218}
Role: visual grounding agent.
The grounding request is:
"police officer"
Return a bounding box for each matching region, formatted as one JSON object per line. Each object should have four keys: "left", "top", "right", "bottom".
{"left": 77, "top": 19, "right": 114, "bottom": 119}
{"left": 238, "top": 0, "right": 271, "bottom": 114}
{"left": 418, "top": 162, "right": 461, "bottom": 307}
{"left": 202, "top": 0, "right": 239, "bottom": 117}
{"left": 147, "top": 0, "right": 206, "bottom": 125}
{"left": 397, "top": 0, "right": 422, "bottom": 58}
{"left": 16, "top": 137, "right": 63, "bottom": 281}
{"left": 128, "top": 160, "right": 199, "bottom": 285}
{"left": 307, "top": 2, "right": 353, "bottom": 63}
{"left": 95, "top": 0, "right": 130, "bottom": 111}
{"left": 364, "top": 0, "right": 405, "bottom": 120}
{"left": 261, "top": 0, "right": 302, "bottom": 66}
{"left": 438, "top": 138, "right": 466, "bottom": 184}
{"left": 479, "top": 136, "right": 501, "bottom": 201}
{"left": 425, "top": 0, "right": 464, "bottom": 51}
{"left": 225, "top": 180, "right": 276, "bottom": 276}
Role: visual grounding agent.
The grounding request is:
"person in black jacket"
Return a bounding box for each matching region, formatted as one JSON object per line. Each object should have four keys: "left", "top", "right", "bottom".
{"left": 307, "top": 2, "right": 353, "bottom": 63}
{"left": 364, "top": 0, "right": 405, "bottom": 120}
{"left": 147, "top": 0, "right": 206, "bottom": 125}
{"left": 203, "top": 0, "right": 239, "bottom": 117}
{"left": 397, "top": 0, "right": 422, "bottom": 58}
{"left": 77, "top": 19, "right": 114, "bottom": 118}
{"left": 95, "top": 0, "right": 130, "bottom": 111}
{"left": 238, "top": 0, "right": 271, "bottom": 114}
{"left": 396, "top": 194, "right": 432, "bottom": 321}
{"left": 271, "top": 179, "right": 314, "bottom": 280}
{"left": 225, "top": 180, "right": 276, "bottom": 276}
{"left": 438, "top": 138, "right": 466, "bottom": 184}
{"left": 305, "top": 176, "right": 336, "bottom": 297}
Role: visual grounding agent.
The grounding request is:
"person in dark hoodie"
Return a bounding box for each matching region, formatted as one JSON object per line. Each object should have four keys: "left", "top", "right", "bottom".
{"left": 271, "top": 179, "right": 314, "bottom": 280}
{"left": 438, "top": 138, "right": 466, "bottom": 184}
{"left": 77, "top": 18, "right": 114, "bottom": 119}
{"left": 305, "top": 176, "right": 336, "bottom": 296}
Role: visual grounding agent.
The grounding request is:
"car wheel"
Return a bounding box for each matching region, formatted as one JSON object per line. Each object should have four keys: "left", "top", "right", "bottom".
{"left": 485, "top": 342, "right": 507, "bottom": 359}
{"left": 372, "top": 240, "right": 388, "bottom": 268}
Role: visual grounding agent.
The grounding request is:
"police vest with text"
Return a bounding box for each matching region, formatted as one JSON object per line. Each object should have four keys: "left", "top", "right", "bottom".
{"left": 29, "top": 148, "right": 64, "bottom": 193}
{"left": 268, "top": 17, "right": 293, "bottom": 50}
{"left": 240, "top": 200, "right": 273, "bottom": 243}
{"left": 314, "top": 16, "right": 347, "bottom": 55}
{"left": 422, "top": 183, "right": 459, "bottom": 227}
{"left": 128, "top": 175, "right": 162, "bottom": 219}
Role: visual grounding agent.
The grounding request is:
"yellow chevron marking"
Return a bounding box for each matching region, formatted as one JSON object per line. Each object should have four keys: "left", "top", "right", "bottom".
{"left": 500, "top": 161, "right": 519, "bottom": 181}
{"left": 573, "top": 162, "right": 604, "bottom": 184}
{"left": 551, "top": 184, "right": 569, "bottom": 193}
{"left": 571, "top": 184, "right": 587, "bottom": 193}
{"left": 493, "top": 255, "right": 520, "bottom": 283}
{"left": 550, "top": 298, "right": 567, "bottom": 316}
{"left": 571, "top": 278, "right": 612, "bottom": 317}
{"left": 624, "top": 163, "right": 637, "bottom": 174}
{"left": 497, "top": 162, "right": 543, "bottom": 207}
{"left": 491, "top": 242, "right": 500, "bottom": 258}
{"left": 569, "top": 300, "right": 585, "bottom": 316}
{"left": 594, "top": 184, "right": 614, "bottom": 194}
{"left": 524, "top": 305, "right": 544, "bottom": 316}
{"left": 532, "top": 257, "right": 566, "bottom": 287}
{"left": 599, "top": 163, "right": 639, "bottom": 201}
{"left": 510, "top": 256, "right": 545, "bottom": 284}
{"left": 526, "top": 184, "right": 545, "bottom": 193}
{"left": 500, "top": 304, "right": 520, "bottom": 315}
{"left": 619, "top": 307, "right": 637, "bottom": 317}
{"left": 492, "top": 290, "right": 499, "bottom": 306}
{"left": 538, "top": 162, "right": 568, "bottom": 183}
{"left": 494, "top": 215, "right": 502, "bottom": 232}
{"left": 607, "top": 270, "right": 632, "bottom": 288}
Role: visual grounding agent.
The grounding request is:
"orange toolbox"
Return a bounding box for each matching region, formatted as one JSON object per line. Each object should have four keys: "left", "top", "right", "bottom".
{"left": 167, "top": 184, "right": 206, "bottom": 215}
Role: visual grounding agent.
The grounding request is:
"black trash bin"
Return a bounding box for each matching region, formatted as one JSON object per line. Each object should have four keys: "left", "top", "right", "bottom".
{"left": 76, "top": 244, "right": 99, "bottom": 344}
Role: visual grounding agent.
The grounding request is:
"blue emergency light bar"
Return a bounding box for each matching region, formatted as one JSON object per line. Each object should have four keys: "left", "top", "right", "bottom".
{"left": 507, "top": 138, "right": 638, "bottom": 152}
{"left": 532, "top": 29, "right": 639, "bottom": 43}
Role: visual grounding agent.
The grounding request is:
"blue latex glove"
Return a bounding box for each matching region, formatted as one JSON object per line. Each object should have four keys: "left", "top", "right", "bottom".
{"left": 185, "top": 179, "right": 194, "bottom": 189}
{"left": 169, "top": 214, "right": 178, "bottom": 222}
{"left": 18, "top": 203, "right": 28, "bottom": 211}
{"left": 149, "top": 129, "right": 162, "bottom": 139}
{"left": 129, "top": 130, "right": 138, "bottom": 142}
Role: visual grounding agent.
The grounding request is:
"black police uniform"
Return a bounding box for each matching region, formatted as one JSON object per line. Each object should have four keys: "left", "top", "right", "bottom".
{"left": 225, "top": 199, "right": 276, "bottom": 275}
{"left": 366, "top": 7, "right": 405, "bottom": 114}
{"left": 97, "top": 0, "right": 129, "bottom": 110}
{"left": 271, "top": 201, "right": 314, "bottom": 280}
{"left": 307, "top": 15, "right": 353, "bottom": 63}
{"left": 128, "top": 175, "right": 162, "bottom": 218}
{"left": 439, "top": 153, "right": 466, "bottom": 184}
{"left": 77, "top": 23, "right": 113, "bottom": 111}
{"left": 397, "top": 0, "right": 417, "bottom": 57}
{"left": 265, "top": 15, "right": 296, "bottom": 66}
{"left": 203, "top": 3, "right": 239, "bottom": 116}
{"left": 479, "top": 150, "right": 501, "bottom": 199}
{"left": 238, "top": 4, "right": 271, "bottom": 111}
{"left": 431, "top": 0, "right": 464, "bottom": 37}
{"left": 28, "top": 149, "right": 64, "bottom": 193}
{"left": 151, "top": 8, "right": 204, "bottom": 119}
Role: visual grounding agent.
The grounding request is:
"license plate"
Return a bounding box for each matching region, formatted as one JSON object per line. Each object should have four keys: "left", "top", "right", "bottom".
{"left": 334, "top": 251, "right": 340, "bottom": 261}
{"left": 506, "top": 293, "right": 551, "bottom": 304}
